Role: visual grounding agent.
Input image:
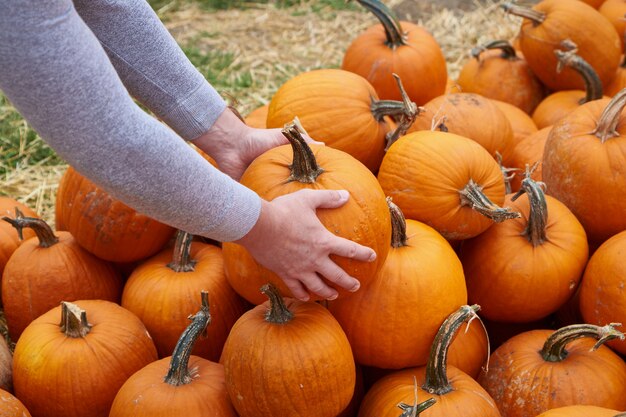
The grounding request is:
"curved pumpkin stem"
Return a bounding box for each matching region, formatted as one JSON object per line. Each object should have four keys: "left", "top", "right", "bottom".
{"left": 379, "top": 74, "right": 421, "bottom": 150}
{"left": 356, "top": 0, "right": 406, "bottom": 48}
{"left": 511, "top": 163, "right": 547, "bottom": 247}
{"left": 167, "top": 230, "right": 197, "bottom": 272}
{"left": 281, "top": 120, "right": 324, "bottom": 184}
{"left": 541, "top": 323, "right": 625, "bottom": 362}
{"left": 422, "top": 305, "right": 481, "bottom": 395}
{"left": 164, "top": 291, "right": 211, "bottom": 386}
{"left": 501, "top": 3, "right": 546, "bottom": 26}
{"left": 459, "top": 179, "right": 521, "bottom": 223}
{"left": 2, "top": 207, "right": 58, "bottom": 248}
{"left": 387, "top": 197, "right": 408, "bottom": 248}
{"left": 593, "top": 89, "right": 626, "bottom": 143}
{"left": 262, "top": 283, "right": 294, "bottom": 324}
{"left": 397, "top": 377, "right": 436, "bottom": 417}
{"left": 496, "top": 151, "right": 518, "bottom": 195}
{"left": 60, "top": 302, "right": 92, "bottom": 338}
{"left": 554, "top": 42, "right": 603, "bottom": 104}
{"left": 471, "top": 40, "right": 518, "bottom": 61}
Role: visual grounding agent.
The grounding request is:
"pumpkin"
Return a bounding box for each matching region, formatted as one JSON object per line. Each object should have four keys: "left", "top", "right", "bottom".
{"left": 55, "top": 166, "right": 175, "bottom": 262}
{"left": 508, "top": 126, "right": 551, "bottom": 192}
{"left": 328, "top": 198, "right": 468, "bottom": 369}
{"left": 579, "top": 229, "right": 626, "bottom": 355}
{"left": 220, "top": 283, "right": 356, "bottom": 417}
{"left": 605, "top": 58, "right": 626, "bottom": 97}
{"left": 358, "top": 305, "right": 501, "bottom": 417}
{"left": 599, "top": 0, "right": 626, "bottom": 50}
{"left": 0, "top": 389, "right": 31, "bottom": 417}
{"left": 110, "top": 291, "right": 238, "bottom": 417}
{"left": 478, "top": 323, "right": 626, "bottom": 417}
{"left": 121, "top": 230, "right": 248, "bottom": 361}
{"left": 244, "top": 103, "right": 269, "bottom": 128}
{"left": 378, "top": 130, "right": 520, "bottom": 241}
{"left": 532, "top": 43, "right": 606, "bottom": 129}
{"left": 456, "top": 40, "right": 544, "bottom": 114}
{"left": 459, "top": 172, "right": 589, "bottom": 323}
{"left": 266, "top": 68, "right": 416, "bottom": 172}
{"left": 447, "top": 317, "right": 490, "bottom": 379}
{"left": 535, "top": 405, "right": 624, "bottom": 417}
{"left": 1, "top": 211, "right": 123, "bottom": 341}
{"left": 492, "top": 99, "right": 538, "bottom": 145}
{"left": 0, "top": 337, "right": 11, "bottom": 393}
{"left": 579, "top": 0, "right": 608, "bottom": 8}
{"left": 12, "top": 300, "right": 158, "bottom": 417}
{"left": 0, "top": 199, "right": 37, "bottom": 278}
{"left": 407, "top": 93, "right": 516, "bottom": 165}
{"left": 542, "top": 89, "right": 626, "bottom": 245}
{"left": 341, "top": 0, "right": 447, "bottom": 106}
{"left": 223, "top": 121, "right": 391, "bottom": 304}
{"left": 503, "top": 0, "right": 621, "bottom": 91}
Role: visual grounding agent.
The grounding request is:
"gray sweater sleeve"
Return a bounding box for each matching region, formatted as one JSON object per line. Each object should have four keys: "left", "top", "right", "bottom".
{"left": 0, "top": 0, "right": 262, "bottom": 242}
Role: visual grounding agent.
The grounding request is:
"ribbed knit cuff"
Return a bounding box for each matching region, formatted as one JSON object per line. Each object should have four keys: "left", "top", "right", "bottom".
{"left": 204, "top": 182, "right": 262, "bottom": 242}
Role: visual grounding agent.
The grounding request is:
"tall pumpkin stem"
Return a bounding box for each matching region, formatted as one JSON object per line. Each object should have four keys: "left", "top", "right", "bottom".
{"left": 60, "top": 302, "right": 92, "bottom": 338}
{"left": 423, "top": 305, "right": 481, "bottom": 395}
{"left": 471, "top": 40, "right": 518, "bottom": 61}
{"left": 541, "top": 323, "right": 625, "bottom": 362}
{"left": 2, "top": 208, "right": 59, "bottom": 248}
{"left": 167, "top": 230, "right": 197, "bottom": 272}
{"left": 164, "top": 291, "right": 211, "bottom": 386}
{"left": 554, "top": 43, "right": 603, "bottom": 104}
{"left": 261, "top": 283, "right": 294, "bottom": 324}
{"left": 380, "top": 74, "right": 421, "bottom": 150}
{"left": 282, "top": 120, "right": 324, "bottom": 183}
{"left": 501, "top": 3, "right": 546, "bottom": 26}
{"left": 511, "top": 164, "right": 548, "bottom": 247}
{"left": 356, "top": 0, "right": 406, "bottom": 48}
{"left": 593, "top": 89, "right": 626, "bottom": 143}
{"left": 387, "top": 197, "right": 408, "bottom": 248}
{"left": 459, "top": 179, "right": 521, "bottom": 223}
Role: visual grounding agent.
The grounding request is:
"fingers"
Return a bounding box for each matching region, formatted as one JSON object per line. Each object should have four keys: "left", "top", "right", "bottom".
{"left": 297, "top": 188, "right": 350, "bottom": 210}
{"left": 316, "top": 260, "right": 360, "bottom": 293}
{"left": 282, "top": 277, "right": 311, "bottom": 302}
{"left": 298, "top": 273, "right": 339, "bottom": 301}
{"left": 329, "top": 235, "right": 377, "bottom": 263}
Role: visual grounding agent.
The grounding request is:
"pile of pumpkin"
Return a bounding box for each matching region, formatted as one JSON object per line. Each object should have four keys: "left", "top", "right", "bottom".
{"left": 2, "top": 0, "right": 626, "bottom": 416}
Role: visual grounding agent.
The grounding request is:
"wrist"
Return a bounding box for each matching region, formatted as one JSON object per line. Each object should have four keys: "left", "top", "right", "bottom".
{"left": 192, "top": 107, "right": 251, "bottom": 159}
{"left": 234, "top": 199, "right": 277, "bottom": 250}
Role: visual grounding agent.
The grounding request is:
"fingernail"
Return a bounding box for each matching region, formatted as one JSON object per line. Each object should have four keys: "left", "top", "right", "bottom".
{"left": 368, "top": 252, "right": 377, "bottom": 262}
{"left": 350, "top": 281, "right": 360, "bottom": 292}
{"left": 327, "top": 293, "right": 338, "bottom": 301}
{"left": 337, "top": 190, "right": 349, "bottom": 201}
{"left": 300, "top": 295, "right": 310, "bottom": 302}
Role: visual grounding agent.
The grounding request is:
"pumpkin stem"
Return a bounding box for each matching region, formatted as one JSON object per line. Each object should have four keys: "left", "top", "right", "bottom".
{"left": 423, "top": 305, "right": 481, "bottom": 395}
{"left": 510, "top": 164, "right": 548, "bottom": 247}
{"left": 60, "top": 301, "right": 92, "bottom": 338}
{"left": 381, "top": 74, "right": 422, "bottom": 150}
{"left": 387, "top": 197, "right": 408, "bottom": 248}
{"left": 281, "top": 120, "right": 324, "bottom": 184}
{"left": 501, "top": 3, "right": 546, "bottom": 26}
{"left": 262, "top": 283, "right": 294, "bottom": 324}
{"left": 397, "top": 377, "right": 437, "bottom": 417}
{"left": 554, "top": 41, "right": 603, "bottom": 104}
{"left": 356, "top": 0, "right": 407, "bottom": 48}
{"left": 541, "top": 323, "right": 625, "bottom": 362}
{"left": 495, "top": 151, "right": 518, "bottom": 195}
{"left": 471, "top": 40, "right": 518, "bottom": 61}
{"left": 164, "top": 291, "right": 211, "bottom": 386}
{"left": 459, "top": 179, "right": 521, "bottom": 223}
{"left": 2, "top": 208, "right": 58, "bottom": 248}
{"left": 166, "top": 230, "right": 197, "bottom": 272}
{"left": 593, "top": 88, "right": 626, "bottom": 143}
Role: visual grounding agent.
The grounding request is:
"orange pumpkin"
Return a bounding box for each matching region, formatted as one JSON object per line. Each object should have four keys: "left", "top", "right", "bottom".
{"left": 244, "top": 103, "right": 269, "bottom": 128}
{"left": 220, "top": 283, "right": 356, "bottom": 417}
{"left": 492, "top": 99, "right": 538, "bottom": 145}
{"left": 121, "top": 230, "right": 248, "bottom": 361}
{"left": 478, "top": 323, "right": 626, "bottom": 417}
{"left": 341, "top": 0, "right": 447, "bottom": 105}
{"left": 508, "top": 126, "right": 551, "bottom": 192}
{"left": 599, "top": 0, "right": 626, "bottom": 50}
{"left": 536, "top": 405, "right": 624, "bottom": 417}
{"left": 0, "top": 389, "right": 31, "bottom": 417}
{"left": 55, "top": 166, "right": 175, "bottom": 262}
{"left": 110, "top": 292, "right": 238, "bottom": 417}
{"left": 605, "top": 59, "right": 626, "bottom": 96}
{"left": 13, "top": 300, "right": 158, "bottom": 417}
{"left": 223, "top": 122, "right": 391, "bottom": 304}
{"left": 0, "top": 198, "right": 37, "bottom": 278}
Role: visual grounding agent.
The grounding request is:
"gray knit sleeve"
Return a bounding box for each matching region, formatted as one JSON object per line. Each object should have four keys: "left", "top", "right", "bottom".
{"left": 0, "top": 0, "right": 261, "bottom": 242}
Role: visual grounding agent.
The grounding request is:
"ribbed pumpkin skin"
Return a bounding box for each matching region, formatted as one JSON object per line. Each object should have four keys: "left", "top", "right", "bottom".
{"left": 0, "top": 198, "right": 37, "bottom": 277}
{"left": 478, "top": 330, "right": 626, "bottom": 417}
{"left": 579, "top": 230, "right": 626, "bottom": 355}
{"left": 244, "top": 104, "right": 269, "bottom": 129}
{"left": 535, "top": 405, "right": 622, "bottom": 417}
{"left": 542, "top": 98, "right": 626, "bottom": 244}
{"left": 220, "top": 299, "right": 356, "bottom": 417}
{"left": 605, "top": 67, "right": 626, "bottom": 97}
{"left": 378, "top": 131, "right": 507, "bottom": 240}
{"left": 509, "top": 126, "right": 551, "bottom": 192}
{"left": 0, "top": 389, "right": 32, "bottom": 417}
{"left": 516, "top": 0, "right": 621, "bottom": 91}
{"left": 599, "top": 0, "right": 626, "bottom": 49}
{"left": 55, "top": 167, "right": 175, "bottom": 262}
{"left": 223, "top": 144, "right": 391, "bottom": 305}
{"left": 266, "top": 69, "right": 390, "bottom": 172}
{"left": 12, "top": 300, "right": 158, "bottom": 417}
{"left": 447, "top": 318, "right": 490, "bottom": 379}
{"left": 110, "top": 356, "right": 237, "bottom": 417}
{"left": 532, "top": 91, "right": 609, "bottom": 129}
{"left": 2, "top": 231, "right": 123, "bottom": 341}
{"left": 122, "top": 242, "right": 248, "bottom": 361}
{"left": 328, "top": 220, "right": 467, "bottom": 369}
{"left": 492, "top": 99, "right": 538, "bottom": 145}
{"left": 342, "top": 21, "right": 447, "bottom": 105}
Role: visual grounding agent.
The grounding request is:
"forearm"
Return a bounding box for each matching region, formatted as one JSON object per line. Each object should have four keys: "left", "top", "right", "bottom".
{"left": 73, "top": 0, "right": 226, "bottom": 141}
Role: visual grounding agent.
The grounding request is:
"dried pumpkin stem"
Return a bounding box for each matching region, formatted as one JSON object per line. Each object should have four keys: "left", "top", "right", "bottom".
{"left": 261, "top": 283, "right": 294, "bottom": 324}
{"left": 397, "top": 395, "right": 436, "bottom": 417}
{"left": 593, "top": 89, "right": 626, "bottom": 143}
{"left": 471, "top": 40, "right": 518, "bottom": 61}
{"left": 541, "top": 323, "right": 624, "bottom": 362}
{"left": 2, "top": 207, "right": 58, "bottom": 248}
{"left": 356, "top": 0, "right": 406, "bottom": 48}
{"left": 501, "top": 3, "right": 546, "bottom": 25}
{"left": 496, "top": 151, "right": 518, "bottom": 195}
{"left": 164, "top": 291, "right": 211, "bottom": 386}
{"left": 383, "top": 74, "right": 421, "bottom": 150}
{"left": 387, "top": 197, "right": 408, "bottom": 248}
{"left": 554, "top": 47, "right": 603, "bottom": 104}
{"left": 167, "top": 230, "right": 197, "bottom": 272}
{"left": 511, "top": 164, "right": 547, "bottom": 247}
{"left": 60, "top": 302, "right": 92, "bottom": 338}
{"left": 282, "top": 121, "right": 324, "bottom": 183}
{"left": 459, "top": 179, "right": 521, "bottom": 222}
{"left": 423, "top": 305, "right": 481, "bottom": 395}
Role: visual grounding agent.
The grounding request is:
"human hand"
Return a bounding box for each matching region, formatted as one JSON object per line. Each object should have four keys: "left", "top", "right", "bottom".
{"left": 234, "top": 188, "right": 377, "bottom": 301}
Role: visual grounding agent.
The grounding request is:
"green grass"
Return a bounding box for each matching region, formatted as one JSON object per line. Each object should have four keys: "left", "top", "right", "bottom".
{"left": 149, "top": 0, "right": 357, "bottom": 13}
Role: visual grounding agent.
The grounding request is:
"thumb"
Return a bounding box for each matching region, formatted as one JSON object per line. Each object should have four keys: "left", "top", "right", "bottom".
{"left": 299, "top": 189, "right": 350, "bottom": 209}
